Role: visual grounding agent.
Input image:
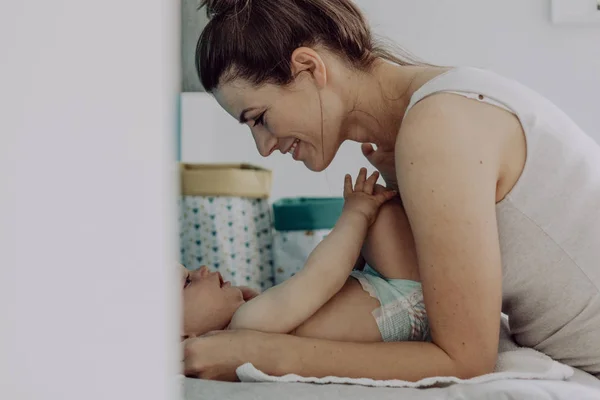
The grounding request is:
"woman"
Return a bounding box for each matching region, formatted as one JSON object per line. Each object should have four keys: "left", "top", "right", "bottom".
{"left": 184, "top": 0, "right": 600, "bottom": 381}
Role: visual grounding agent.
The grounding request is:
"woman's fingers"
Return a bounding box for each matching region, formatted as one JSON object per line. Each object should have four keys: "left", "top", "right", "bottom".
{"left": 343, "top": 174, "right": 353, "bottom": 197}
{"left": 363, "top": 171, "right": 379, "bottom": 195}
{"left": 354, "top": 168, "right": 368, "bottom": 192}
{"left": 182, "top": 330, "right": 252, "bottom": 381}
{"left": 182, "top": 337, "right": 199, "bottom": 376}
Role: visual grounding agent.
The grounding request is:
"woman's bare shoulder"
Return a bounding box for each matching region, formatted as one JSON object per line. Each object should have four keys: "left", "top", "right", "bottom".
{"left": 399, "top": 91, "right": 525, "bottom": 201}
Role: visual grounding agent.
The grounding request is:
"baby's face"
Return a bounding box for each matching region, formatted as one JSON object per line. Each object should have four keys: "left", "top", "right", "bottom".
{"left": 180, "top": 265, "right": 245, "bottom": 338}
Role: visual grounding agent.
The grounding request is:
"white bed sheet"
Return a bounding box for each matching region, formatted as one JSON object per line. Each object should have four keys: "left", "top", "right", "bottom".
{"left": 180, "top": 312, "right": 600, "bottom": 400}
{"left": 182, "top": 321, "right": 600, "bottom": 399}
{"left": 183, "top": 371, "right": 600, "bottom": 400}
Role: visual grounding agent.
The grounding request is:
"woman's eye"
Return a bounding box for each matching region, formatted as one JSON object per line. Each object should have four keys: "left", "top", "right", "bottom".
{"left": 253, "top": 112, "right": 266, "bottom": 127}
{"left": 184, "top": 275, "right": 192, "bottom": 289}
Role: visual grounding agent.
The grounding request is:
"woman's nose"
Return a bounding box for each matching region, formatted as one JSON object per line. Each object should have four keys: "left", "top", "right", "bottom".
{"left": 252, "top": 128, "right": 278, "bottom": 157}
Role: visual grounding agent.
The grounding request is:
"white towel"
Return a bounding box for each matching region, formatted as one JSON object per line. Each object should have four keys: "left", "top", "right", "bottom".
{"left": 237, "top": 348, "right": 573, "bottom": 388}
{"left": 236, "top": 321, "right": 574, "bottom": 387}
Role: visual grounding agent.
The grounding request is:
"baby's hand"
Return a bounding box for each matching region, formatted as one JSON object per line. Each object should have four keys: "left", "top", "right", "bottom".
{"left": 361, "top": 143, "right": 398, "bottom": 191}
{"left": 343, "top": 168, "right": 397, "bottom": 226}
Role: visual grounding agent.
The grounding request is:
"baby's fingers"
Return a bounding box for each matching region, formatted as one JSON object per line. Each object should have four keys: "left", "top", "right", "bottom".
{"left": 373, "top": 184, "right": 387, "bottom": 194}
{"left": 375, "top": 189, "right": 397, "bottom": 205}
{"left": 363, "top": 171, "right": 379, "bottom": 195}
{"left": 354, "top": 168, "right": 368, "bottom": 192}
{"left": 343, "top": 174, "right": 353, "bottom": 197}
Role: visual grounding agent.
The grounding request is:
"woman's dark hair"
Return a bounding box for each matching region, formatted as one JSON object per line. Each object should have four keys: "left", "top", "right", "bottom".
{"left": 196, "top": 0, "right": 423, "bottom": 92}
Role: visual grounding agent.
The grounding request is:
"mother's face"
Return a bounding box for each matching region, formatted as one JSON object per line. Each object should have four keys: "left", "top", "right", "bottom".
{"left": 213, "top": 74, "right": 346, "bottom": 172}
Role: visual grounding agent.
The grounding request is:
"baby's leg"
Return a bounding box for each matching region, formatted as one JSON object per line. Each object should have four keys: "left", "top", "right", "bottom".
{"left": 362, "top": 198, "right": 420, "bottom": 281}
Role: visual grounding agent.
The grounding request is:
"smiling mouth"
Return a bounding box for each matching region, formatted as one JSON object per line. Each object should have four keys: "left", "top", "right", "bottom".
{"left": 287, "top": 139, "right": 300, "bottom": 159}
{"left": 283, "top": 139, "right": 300, "bottom": 154}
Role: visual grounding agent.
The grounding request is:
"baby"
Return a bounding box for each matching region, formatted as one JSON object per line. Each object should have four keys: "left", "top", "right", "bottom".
{"left": 180, "top": 169, "right": 430, "bottom": 343}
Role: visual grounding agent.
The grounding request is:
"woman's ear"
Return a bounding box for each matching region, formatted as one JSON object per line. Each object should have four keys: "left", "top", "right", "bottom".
{"left": 290, "top": 47, "right": 327, "bottom": 89}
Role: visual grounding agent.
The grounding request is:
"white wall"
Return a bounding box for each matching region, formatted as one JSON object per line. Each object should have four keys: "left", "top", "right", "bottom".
{"left": 361, "top": 0, "right": 600, "bottom": 138}
{"left": 0, "top": 1, "right": 179, "bottom": 400}
{"left": 181, "top": 93, "right": 363, "bottom": 201}
{"left": 181, "top": 0, "right": 600, "bottom": 201}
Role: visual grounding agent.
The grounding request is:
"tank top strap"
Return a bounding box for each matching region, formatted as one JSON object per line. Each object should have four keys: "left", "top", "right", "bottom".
{"left": 405, "top": 67, "right": 533, "bottom": 118}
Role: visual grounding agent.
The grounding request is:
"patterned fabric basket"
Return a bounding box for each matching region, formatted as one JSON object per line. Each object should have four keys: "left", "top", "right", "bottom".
{"left": 179, "top": 164, "right": 274, "bottom": 290}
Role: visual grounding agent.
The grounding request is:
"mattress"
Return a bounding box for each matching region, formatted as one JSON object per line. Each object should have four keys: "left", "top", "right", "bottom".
{"left": 182, "top": 368, "right": 600, "bottom": 400}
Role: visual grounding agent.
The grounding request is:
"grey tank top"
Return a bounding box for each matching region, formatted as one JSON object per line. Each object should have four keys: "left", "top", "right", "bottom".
{"left": 405, "top": 67, "right": 600, "bottom": 378}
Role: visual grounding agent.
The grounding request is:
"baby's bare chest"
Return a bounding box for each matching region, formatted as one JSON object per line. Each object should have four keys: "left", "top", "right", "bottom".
{"left": 293, "top": 277, "right": 382, "bottom": 342}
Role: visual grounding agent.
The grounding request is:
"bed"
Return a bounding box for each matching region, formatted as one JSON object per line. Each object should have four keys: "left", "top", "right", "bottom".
{"left": 182, "top": 368, "right": 600, "bottom": 400}
{"left": 180, "top": 317, "right": 600, "bottom": 399}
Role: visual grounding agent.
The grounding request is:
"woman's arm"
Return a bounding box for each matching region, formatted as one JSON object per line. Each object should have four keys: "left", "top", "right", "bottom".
{"left": 391, "top": 93, "right": 503, "bottom": 377}
{"left": 185, "top": 330, "right": 459, "bottom": 381}
{"left": 229, "top": 171, "right": 395, "bottom": 333}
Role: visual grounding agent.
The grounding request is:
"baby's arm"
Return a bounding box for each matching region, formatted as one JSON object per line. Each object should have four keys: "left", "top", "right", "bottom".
{"left": 229, "top": 170, "right": 395, "bottom": 333}
{"left": 229, "top": 209, "right": 369, "bottom": 332}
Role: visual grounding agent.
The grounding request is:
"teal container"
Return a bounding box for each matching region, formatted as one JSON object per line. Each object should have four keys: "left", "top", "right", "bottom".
{"left": 272, "top": 197, "right": 345, "bottom": 231}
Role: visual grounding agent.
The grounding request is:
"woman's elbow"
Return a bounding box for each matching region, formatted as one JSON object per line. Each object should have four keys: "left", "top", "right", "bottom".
{"left": 454, "top": 353, "right": 497, "bottom": 379}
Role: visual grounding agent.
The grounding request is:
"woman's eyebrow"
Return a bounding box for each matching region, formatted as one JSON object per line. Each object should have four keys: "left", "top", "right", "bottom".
{"left": 239, "top": 107, "right": 258, "bottom": 124}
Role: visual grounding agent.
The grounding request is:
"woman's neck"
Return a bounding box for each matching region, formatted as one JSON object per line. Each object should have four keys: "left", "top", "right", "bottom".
{"left": 340, "top": 61, "right": 430, "bottom": 151}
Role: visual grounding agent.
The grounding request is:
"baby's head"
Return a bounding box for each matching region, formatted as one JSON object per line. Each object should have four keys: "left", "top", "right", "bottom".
{"left": 180, "top": 265, "right": 245, "bottom": 338}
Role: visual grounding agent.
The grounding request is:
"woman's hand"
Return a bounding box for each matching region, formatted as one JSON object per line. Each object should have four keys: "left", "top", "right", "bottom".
{"left": 183, "top": 330, "right": 263, "bottom": 381}
{"left": 343, "top": 168, "right": 396, "bottom": 226}
{"left": 361, "top": 143, "right": 398, "bottom": 191}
